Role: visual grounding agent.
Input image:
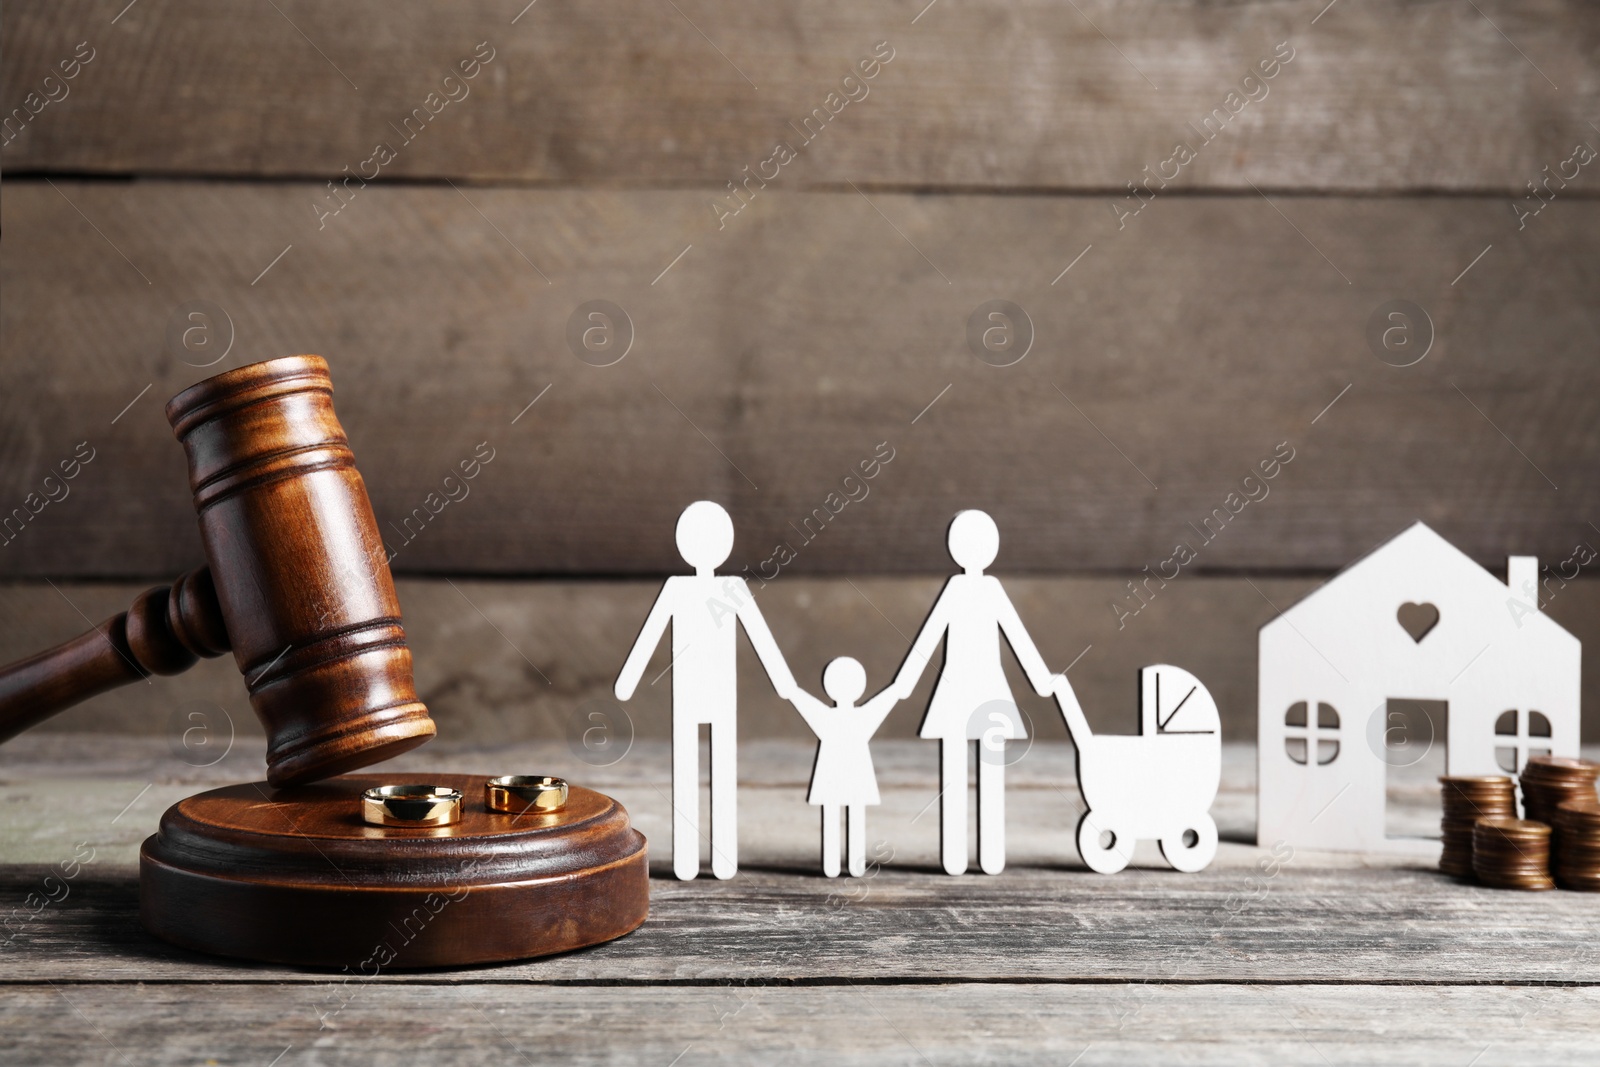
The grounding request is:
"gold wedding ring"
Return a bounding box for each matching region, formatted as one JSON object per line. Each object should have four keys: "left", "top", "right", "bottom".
{"left": 361, "top": 785, "right": 463, "bottom": 827}
{"left": 485, "top": 775, "right": 568, "bottom": 815}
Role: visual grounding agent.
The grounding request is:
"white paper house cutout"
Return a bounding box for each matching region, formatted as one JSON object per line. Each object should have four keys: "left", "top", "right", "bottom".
{"left": 1257, "top": 522, "right": 1581, "bottom": 853}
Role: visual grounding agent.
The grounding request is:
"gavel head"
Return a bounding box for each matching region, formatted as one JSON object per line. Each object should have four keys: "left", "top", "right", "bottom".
{"left": 165, "top": 356, "right": 435, "bottom": 786}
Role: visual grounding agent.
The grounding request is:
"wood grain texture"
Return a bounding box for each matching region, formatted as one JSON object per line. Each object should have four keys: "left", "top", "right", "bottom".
{"left": 3, "top": 182, "right": 1597, "bottom": 578}
{"left": 4, "top": 739, "right": 1599, "bottom": 986}
{"left": 0, "top": 739, "right": 1310, "bottom": 876}
{"left": 0, "top": 734, "right": 1451, "bottom": 866}
{"left": 158, "top": 356, "right": 439, "bottom": 785}
{"left": 4, "top": 576, "right": 1597, "bottom": 743}
{"left": 6, "top": 860, "right": 1600, "bottom": 985}
{"left": 140, "top": 774, "right": 649, "bottom": 966}
{"left": 2, "top": 6, "right": 1593, "bottom": 1059}
{"left": 0, "top": 358, "right": 443, "bottom": 784}
{"left": 2, "top": 0, "right": 1597, "bottom": 191}
{"left": 0, "top": 569, "right": 223, "bottom": 745}
{"left": 3, "top": 983, "right": 1597, "bottom": 1066}
{"left": 5, "top": 738, "right": 1595, "bottom": 1062}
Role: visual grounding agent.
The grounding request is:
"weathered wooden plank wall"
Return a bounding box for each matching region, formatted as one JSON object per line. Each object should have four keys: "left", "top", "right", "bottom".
{"left": 4, "top": 576, "right": 1596, "bottom": 739}
{"left": 0, "top": 1, "right": 1596, "bottom": 740}
{"left": 2, "top": 1, "right": 1597, "bottom": 580}
{"left": 1, "top": 184, "right": 1595, "bottom": 576}
{"left": 3, "top": 0, "right": 1596, "bottom": 190}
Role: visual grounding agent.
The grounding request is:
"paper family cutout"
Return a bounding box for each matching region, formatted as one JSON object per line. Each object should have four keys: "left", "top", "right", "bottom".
{"left": 891, "top": 509, "right": 1053, "bottom": 876}
{"left": 617, "top": 509, "right": 1581, "bottom": 877}
{"left": 790, "top": 657, "right": 896, "bottom": 877}
{"left": 615, "top": 501, "right": 797, "bottom": 880}
{"left": 1057, "top": 665, "right": 1221, "bottom": 873}
{"left": 1257, "top": 521, "right": 1582, "bottom": 854}
{"left": 617, "top": 503, "right": 1224, "bottom": 879}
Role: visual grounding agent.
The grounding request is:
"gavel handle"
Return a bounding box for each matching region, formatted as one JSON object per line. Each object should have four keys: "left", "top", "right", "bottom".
{"left": 0, "top": 567, "right": 230, "bottom": 744}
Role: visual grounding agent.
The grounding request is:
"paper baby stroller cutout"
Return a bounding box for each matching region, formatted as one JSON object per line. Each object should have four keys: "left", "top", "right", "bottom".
{"left": 790, "top": 657, "right": 898, "bottom": 877}
{"left": 1053, "top": 665, "right": 1221, "bottom": 873}
{"left": 1257, "top": 522, "right": 1581, "bottom": 854}
{"left": 892, "top": 509, "right": 1056, "bottom": 876}
{"left": 615, "top": 501, "right": 797, "bottom": 880}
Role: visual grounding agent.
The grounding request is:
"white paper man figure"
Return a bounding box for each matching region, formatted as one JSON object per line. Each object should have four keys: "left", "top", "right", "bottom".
{"left": 789, "top": 657, "right": 898, "bottom": 877}
{"left": 615, "top": 501, "right": 797, "bottom": 880}
{"left": 892, "top": 510, "right": 1054, "bottom": 875}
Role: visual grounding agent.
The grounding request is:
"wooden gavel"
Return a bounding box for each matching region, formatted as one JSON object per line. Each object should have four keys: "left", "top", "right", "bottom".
{"left": 0, "top": 356, "right": 435, "bottom": 786}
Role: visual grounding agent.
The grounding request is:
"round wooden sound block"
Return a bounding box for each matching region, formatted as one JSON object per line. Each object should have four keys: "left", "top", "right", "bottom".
{"left": 140, "top": 773, "right": 648, "bottom": 968}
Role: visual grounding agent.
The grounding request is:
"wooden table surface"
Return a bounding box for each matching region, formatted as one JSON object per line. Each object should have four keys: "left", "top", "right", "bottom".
{"left": 3, "top": 734, "right": 1597, "bottom": 1065}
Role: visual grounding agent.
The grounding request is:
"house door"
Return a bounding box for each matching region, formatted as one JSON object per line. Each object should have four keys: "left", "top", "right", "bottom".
{"left": 1378, "top": 698, "right": 1446, "bottom": 839}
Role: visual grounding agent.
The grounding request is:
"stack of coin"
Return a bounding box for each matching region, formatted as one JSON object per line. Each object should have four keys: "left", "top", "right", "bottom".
{"left": 1552, "top": 801, "right": 1600, "bottom": 892}
{"left": 1438, "top": 775, "right": 1516, "bottom": 878}
{"left": 1520, "top": 756, "right": 1600, "bottom": 826}
{"left": 1472, "top": 818, "right": 1555, "bottom": 890}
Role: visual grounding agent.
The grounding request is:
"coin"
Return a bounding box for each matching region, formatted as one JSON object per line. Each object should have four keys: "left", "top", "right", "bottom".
{"left": 1471, "top": 818, "right": 1554, "bottom": 891}
{"left": 1438, "top": 775, "right": 1516, "bottom": 879}
{"left": 1520, "top": 755, "right": 1600, "bottom": 828}
{"left": 1552, "top": 800, "right": 1600, "bottom": 892}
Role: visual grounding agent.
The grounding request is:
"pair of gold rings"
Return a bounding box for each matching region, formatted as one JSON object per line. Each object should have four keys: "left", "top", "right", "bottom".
{"left": 360, "top": 776, "right": 569, "bottom": 827}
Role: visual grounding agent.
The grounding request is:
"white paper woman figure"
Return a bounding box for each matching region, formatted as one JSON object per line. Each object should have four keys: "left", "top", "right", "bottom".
{"left": 789, "top": 657, "right": 898, "bottom": 877}
{"left": 892, "top": 510, "right": 1054, "bottom": 875}
{"left": 615, "top": 501, "right": 797, "bottom": 880}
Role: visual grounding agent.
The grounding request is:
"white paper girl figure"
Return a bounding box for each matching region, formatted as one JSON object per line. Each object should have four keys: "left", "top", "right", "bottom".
{"left": 891, "top": 510, "right": 1055, "bottom": 875}
{"left": 789, "top": 657, "right": 899, "bottom": 877}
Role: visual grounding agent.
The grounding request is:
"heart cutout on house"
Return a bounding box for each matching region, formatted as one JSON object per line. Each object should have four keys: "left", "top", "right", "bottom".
{"left": 1396, "top": 601, "right": 1440, "bottom": 643}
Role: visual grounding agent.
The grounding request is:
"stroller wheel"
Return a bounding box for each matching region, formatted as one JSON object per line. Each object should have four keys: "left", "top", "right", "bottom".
{"left": 1160, "top": 813, "right": 1218, "bottom": 873}
{"left": 1077, "top": 811, "right": 1134, "bottom": 874}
